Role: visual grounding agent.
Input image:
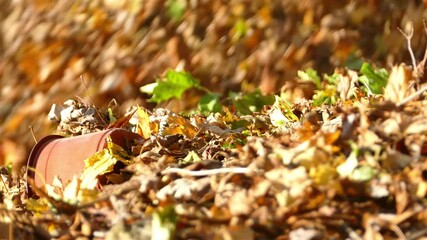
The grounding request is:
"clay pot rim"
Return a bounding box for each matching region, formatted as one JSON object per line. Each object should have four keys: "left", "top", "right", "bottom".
{"left": 26, "top": 134, "right": 64, "bottom": 195}
{"left": 27, "top": 134, "right": 64, "bottom": 172}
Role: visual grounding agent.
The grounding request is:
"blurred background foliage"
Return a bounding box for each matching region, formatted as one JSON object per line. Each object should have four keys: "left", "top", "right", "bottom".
{"left": 1, "top": 0, "right": 427, "bottom": 168}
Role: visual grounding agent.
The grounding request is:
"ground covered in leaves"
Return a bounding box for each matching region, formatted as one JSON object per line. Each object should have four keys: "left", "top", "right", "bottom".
{"left": 2, "top": 1, "right": 427, "bottom": 240}
{"left": 1, "top": 63, "right": 427, "bottom": 239}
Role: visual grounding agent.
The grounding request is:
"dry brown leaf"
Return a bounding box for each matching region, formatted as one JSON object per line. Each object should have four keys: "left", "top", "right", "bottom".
{"left": 163, "top": 115, "right": 198, "bottom": 138}
{"left": 384, "top": 64, "right": 412, "bottom": 103}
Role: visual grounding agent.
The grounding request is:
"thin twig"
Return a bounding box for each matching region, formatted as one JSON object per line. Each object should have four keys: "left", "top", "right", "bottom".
{"left": 398, "top": 22, "right": 417, "bottom": 70}
{"left": 161, "top": 167, "right": 257, "bottom": 177}
{"left": 421, "top": 20, "right": 427, "bottom": 66}
{"left": 407, "top": 228, "right": 427, "bottom": 240}
{"left": 80, "top": 75, "right": 107, "bottom": 126}
{"left": 390, "top": 224, "right": 407, "bottom": 240}
{"left": 28, "top": 126, "right": 38, "bottom": 143}
{"left": 397, "top": 84, "right": 427, "bottom": 107}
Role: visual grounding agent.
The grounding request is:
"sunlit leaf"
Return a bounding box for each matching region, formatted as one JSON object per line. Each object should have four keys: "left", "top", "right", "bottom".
{"left": 270, "top": 95, "right": 299, "bottom": 128}
{"left": 162, "top": 115, "right": 198, "bottom": 138}
{"left": 198, "top": 93, "right": 222, "bottom": 115}
{"left": 140, "top": 82, "right": 158, "bottom": 95}
{"left": 351, "top": 165, "right": 375, "bottom": 182}
{"left": 80, "top": 138, "right": 131, "bottom": 189}
{"left": 312, "top": 85, "right": 337, "bottom": 106}
{"left": 108, "top": 108, "right": 117, "bottom": 124}
{"left": 384, "top": 64, "right": 411, "bottom": 103}
{"left": 231, "top": 89, "right": 274, "bottom": 115}
{"left": 106, "top": 138, "right": 132, "bottom": 163}
{"left": 298, "top": 68, "right": 321, "bottom": 90}
{"left": 26, "top": 198, "right": 50, "bottom": 214}
{"left": 232, "top": 18, "right": 248, "bottom": 41}
{"left": 166, "top": 0, "right": 186, "bottom": 22}
{"left": 141, "top": 70, "right": 199, "bottom": 103}
{"left": 136, "top": 106, "right": 151, "bottom": 139}
{"left": 80, "top": 149, "right": 116, "bottom": 189}
{"left": 152, "top": 206, "right": 177, "bottom": 240}
{"left": 337, "top": 145, "right": 359, "bottom": 178}
{"left": 310, "top": 164, "right": 337, "bottom": 186}
{"left": 359, "top": 62, "right": 389, "bottom": 95}
{"left": 182, "top": 150, "right": 201, "bottom": 164}
{"left": 62, "top": 176, "right": 80, "bottom": 205}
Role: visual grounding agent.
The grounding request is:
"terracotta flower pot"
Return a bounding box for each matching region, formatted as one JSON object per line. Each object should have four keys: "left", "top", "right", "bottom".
{"left": 26, "top": 128, "right": 142, "bottom": 195}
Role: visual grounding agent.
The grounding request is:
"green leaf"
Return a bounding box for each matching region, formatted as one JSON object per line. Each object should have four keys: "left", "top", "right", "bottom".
{"left": 359, "top": 62, "right": 389, "bottom": 94}
{"left": 312, "top": 85, "right": 337, "bottom": 106}
{"left": 166, "top": 0, "right": 186, "bottom": 22}
{"left": 231, "top": 89, "right": 275, "bottom": 115}
{"left": 230, "top": 119, "right": 250, "bottom": 130}
{"left": 270, "top": 95, "right": 298, "bottom": 128}
{"left": 232, "top": 18, "right": 248, "bottom": 41}
{"left": 198, "top": 93, "right": 222, "bottom": 114}
{"left": 298, "top": 68, "right": 322, "bottom": 89}
{"left": 108, "top": 108, "right": 117, "bottom": 124}
{"left": 351, "top": 165, "right": 375, "bottom": 182}
{"left": 141, "top": 70, "right": 199, "bottom": 103}
{"left": 345, "top": 53, "right": 364, "bottom": 70}
{"left": 152, "top": 206, "right": 177, "bottom": 240}
{"left": 324, "top": 72, "right": 339, "bottom": 85}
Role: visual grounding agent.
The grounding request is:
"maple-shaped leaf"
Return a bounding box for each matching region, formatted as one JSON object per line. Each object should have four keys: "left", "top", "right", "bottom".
{"left": 140, "top": 70, "right": 199, "bottom": 103}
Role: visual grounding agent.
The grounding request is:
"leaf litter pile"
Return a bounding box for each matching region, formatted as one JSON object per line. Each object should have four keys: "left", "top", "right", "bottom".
{"left": 2, "top": 1, "right": 427, "bottom": 240}
{"left": 1, "top": 60, "right": 427, "bottom": 240}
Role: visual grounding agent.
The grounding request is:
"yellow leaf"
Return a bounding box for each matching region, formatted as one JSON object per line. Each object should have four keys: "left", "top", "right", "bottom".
{"left": 163, "top": 115, "right": 198, "bottom": 138}
{"left": 80, "top": 149, "right": 117, "bottom": 189}
{"left": 81, "top": 139, "right": 132, "bottom": 189}
{"left": 310, "top": 164, "right": 337, "bottom": 186}
{"left": 26, "top": 198, "right": 50, "bottom": 214}
{"left": 106, "top": 137, "right": 132, "bottom": 164}
{"left": 182, "top": 151, "right": 201, "bottom": 163}
{"left": 136, "top": 106, "right": 151, "bottom": 139}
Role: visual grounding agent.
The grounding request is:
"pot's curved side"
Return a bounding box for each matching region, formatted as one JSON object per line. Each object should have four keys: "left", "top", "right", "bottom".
{"left": 26, "top": 129, "right": 143, "bottom": 197}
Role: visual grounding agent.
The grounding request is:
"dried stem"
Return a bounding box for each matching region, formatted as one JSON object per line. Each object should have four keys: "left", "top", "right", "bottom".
{"left": 398, "top": 22, "right": 417, "bottom": 70}
{"left": 0, "top": 175, "right": 8, "bottom": 192}
{"left": 161, "top": 167, "right": 257, "bottom": 177}
{"left": 421, "top": 20, "right": 427, "bottom": 65}
{"left": 28, "top": 126, "right": 38, "bottom": 144}
{"left": 397, "top": 84, "right": 427, "bottom": 107}
{"left": 80, "top": 75, "right": 108, "bottom": 126}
